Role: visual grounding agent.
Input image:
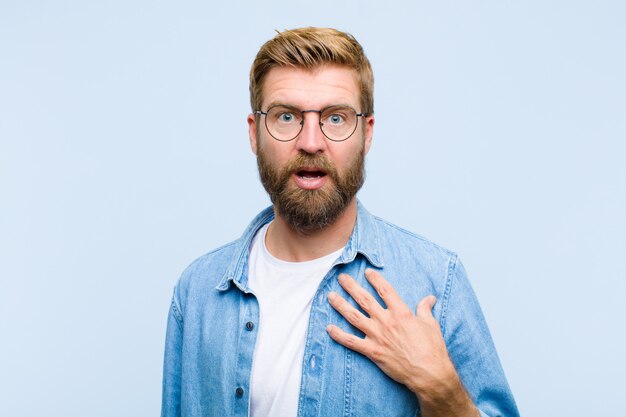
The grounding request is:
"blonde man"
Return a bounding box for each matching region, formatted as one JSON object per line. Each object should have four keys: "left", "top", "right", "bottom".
{"left": 162, "top": 27, "right": 518, "bottom": 417}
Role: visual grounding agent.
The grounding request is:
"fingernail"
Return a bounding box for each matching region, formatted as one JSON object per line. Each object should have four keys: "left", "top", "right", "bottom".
{"left": 338, "top": 274, "right": 346, "bottom": 283}
{"left": 328, "top": 291, "right": 337, "bottom": 301}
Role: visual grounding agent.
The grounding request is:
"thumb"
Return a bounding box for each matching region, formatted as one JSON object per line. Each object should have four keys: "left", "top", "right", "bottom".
{"left": 416, "top": 295, "right": 436, "bottom": 318}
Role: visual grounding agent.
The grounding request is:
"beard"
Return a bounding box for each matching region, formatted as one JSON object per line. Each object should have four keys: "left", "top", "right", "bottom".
{"left": 256, "top": 144, "right": 365, "bottom": 232}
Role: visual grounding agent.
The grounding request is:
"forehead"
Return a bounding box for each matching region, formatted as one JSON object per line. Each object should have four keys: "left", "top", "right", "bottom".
{"left": 261, "top": 65, "right": 360, "bottom": 110}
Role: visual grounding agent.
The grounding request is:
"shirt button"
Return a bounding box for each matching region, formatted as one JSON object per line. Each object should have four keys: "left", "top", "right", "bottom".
{"left": 235, "top": 387, "right": 244, "bottom": 397}
{"left": 245, "top": 321, "right": 254, "bottom": 331}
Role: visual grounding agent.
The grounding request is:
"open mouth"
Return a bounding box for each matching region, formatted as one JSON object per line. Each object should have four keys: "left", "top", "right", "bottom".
{"left": 296, "top": 169, "right": 327, "bottom": 179}
{"left": 292, "top": 167, "right": 329, "bottom": 190}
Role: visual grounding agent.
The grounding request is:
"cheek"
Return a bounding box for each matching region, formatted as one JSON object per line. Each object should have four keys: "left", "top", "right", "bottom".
{"left": 258, "top": 139, "right": 295, "bottom": 168}
{"left": 336, "top": 142, "right": 365, "bottom": 168}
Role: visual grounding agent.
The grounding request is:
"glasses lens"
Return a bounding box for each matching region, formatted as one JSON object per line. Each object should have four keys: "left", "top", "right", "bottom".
{"left": 266, "top": 106, "right": 303, "bottom": 141}
{"left": 320, "top": 106, "right": 358, "bottom": 141}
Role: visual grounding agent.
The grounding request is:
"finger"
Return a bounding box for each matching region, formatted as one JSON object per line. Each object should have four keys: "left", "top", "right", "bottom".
{"left": 416, "top": 295, "right": 436, "bottom": 319}
{"left": 326, "top": 324, "right": 371, "bottom": 356}
{"left": 337, "top": 273, "right": 385, "bottom": 316}
{"left": 364, "top": 269, "right": 411, "bottom": 313}
{"left": 327, "top": 291, "right": 374, "bottom": 334}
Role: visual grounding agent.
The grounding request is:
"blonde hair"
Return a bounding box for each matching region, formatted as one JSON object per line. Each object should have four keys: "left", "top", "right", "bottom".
{"left": 249, "top": 27, "right": 374, "bottom": 115}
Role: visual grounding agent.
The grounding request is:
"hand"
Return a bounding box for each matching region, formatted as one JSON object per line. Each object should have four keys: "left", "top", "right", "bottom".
{"left": 326, "top": 269, "right": 478, "bottom": 416}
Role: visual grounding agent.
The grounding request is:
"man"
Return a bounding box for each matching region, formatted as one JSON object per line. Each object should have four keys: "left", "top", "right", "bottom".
{"left": 161, "top": 27, "right": 519, "bottom": 417}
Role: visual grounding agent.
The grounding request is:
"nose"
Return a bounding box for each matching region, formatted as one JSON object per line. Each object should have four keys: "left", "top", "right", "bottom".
{"left": 295, "top": 111, "right": 327, "bottom": 154}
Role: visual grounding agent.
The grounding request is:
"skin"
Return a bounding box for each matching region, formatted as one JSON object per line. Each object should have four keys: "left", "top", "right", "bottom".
{"left": 247, "top": 65, "right": 373, "bottom": 262}
{"left": 247, "top": 65, "right": 479, "bottom": 416}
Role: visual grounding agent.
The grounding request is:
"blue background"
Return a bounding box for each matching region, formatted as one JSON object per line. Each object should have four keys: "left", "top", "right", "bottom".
{"left": 1, "top": 1, "right": 625, "bottom": 416}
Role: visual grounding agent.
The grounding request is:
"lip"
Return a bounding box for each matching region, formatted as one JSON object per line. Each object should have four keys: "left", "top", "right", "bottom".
{"left": 292, "top": 168, "right": 328, "bottom": 190}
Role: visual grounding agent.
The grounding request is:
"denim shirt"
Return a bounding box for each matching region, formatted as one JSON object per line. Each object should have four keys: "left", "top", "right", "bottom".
{"left": 161, "top": 202, "right": 519, "bottom": 417}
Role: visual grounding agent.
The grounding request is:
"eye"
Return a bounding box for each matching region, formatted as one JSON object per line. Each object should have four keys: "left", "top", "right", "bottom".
{"left": 277, "top": 112, "right": 296, "bottom": 123}
{"left": 322, "top": 106, "right": 353, "bottom": 126}
{"left": 328, "top": 114, "right": 345, "bottom": 125}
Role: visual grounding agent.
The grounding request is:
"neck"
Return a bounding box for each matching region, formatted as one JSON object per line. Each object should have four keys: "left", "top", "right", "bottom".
{"left": 265, "top": 199, "right": 358, "bottom": 262}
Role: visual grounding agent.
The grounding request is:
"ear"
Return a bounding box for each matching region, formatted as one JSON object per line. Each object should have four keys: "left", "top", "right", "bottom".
{"left": 363, "top": 114, "right": 375, "bottom": 155}
{"left": 247, "top": 113, "right": 258, "bottom": 155}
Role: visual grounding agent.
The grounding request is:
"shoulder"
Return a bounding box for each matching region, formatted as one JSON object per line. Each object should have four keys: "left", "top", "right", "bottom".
{"left": 371, "top": 214, "right": 457, "bottom": 264}
{"left": 366, "top": 214, "right": 465, "bottom": 303}
{"left": 182, "top": 239, "right": 240, "bottom": 278}
{"left": 174, "top": 238, "right": 242, "bottom": 305}
{"left": 354, "top": 202, "right": 462, "bottom": 293}
{"left": 365, "top": 214, "right": 472, "bottom": 328}
{"left": 174, "top": 206, "right": 274, "bottom": 299}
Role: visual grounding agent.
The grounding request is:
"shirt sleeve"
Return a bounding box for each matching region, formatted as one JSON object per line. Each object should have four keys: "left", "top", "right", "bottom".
{"left": 161, "top": 287, "right": 184, "bottom": 417}
{"left": 440, "top": 256, "right": 520, "bottom": 417}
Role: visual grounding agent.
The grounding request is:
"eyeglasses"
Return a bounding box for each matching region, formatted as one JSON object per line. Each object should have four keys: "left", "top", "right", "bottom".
{"left": 254, "top": 104, "right": 368, "bottom": 142}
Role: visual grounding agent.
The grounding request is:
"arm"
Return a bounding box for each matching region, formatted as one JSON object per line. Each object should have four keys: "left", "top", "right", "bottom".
{"left": 161, "top": 289, "right": 184, "bottom": 417}
{"left": 439, "top": 259, "right": 519, "bottom": 417}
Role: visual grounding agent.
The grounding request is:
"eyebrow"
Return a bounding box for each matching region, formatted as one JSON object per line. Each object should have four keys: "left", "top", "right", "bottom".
{"left": 264, "top": 101, "right": 300, "bottom": 110}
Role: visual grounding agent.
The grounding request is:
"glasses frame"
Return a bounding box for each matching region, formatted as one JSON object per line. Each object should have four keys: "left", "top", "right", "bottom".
{"left": 254, "top": 104, "right": 369, "bottom": 142}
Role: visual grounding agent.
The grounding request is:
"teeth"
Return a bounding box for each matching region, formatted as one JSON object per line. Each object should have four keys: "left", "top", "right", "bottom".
{"left": 298, "top": 171, "right": 323, "bottom": 179}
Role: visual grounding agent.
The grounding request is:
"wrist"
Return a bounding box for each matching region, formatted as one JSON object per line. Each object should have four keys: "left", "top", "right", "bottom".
{"left": 413, "top": 363, "right": 461, "bottom": 404}
{"left": 410, "top": 363, "right": 478, "bottom": 417}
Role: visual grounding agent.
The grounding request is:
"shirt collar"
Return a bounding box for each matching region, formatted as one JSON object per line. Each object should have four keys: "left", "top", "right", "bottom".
{"left": 338, "top": 200, "right": 384, "bottom": 268}
{"left": 216, "top": 200, "right": 384, "bottom": 292}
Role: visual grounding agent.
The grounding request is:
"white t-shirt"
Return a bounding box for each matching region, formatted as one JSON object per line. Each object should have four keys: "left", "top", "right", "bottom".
{"left": 247, "top": 223, "right": 342, "bottom": 417}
